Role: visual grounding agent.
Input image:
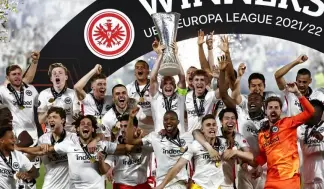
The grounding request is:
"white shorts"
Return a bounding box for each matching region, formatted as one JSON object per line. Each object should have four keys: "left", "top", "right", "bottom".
{"left": 237, "top": 166, "right": 266, "bottom": 189}
{"left": 304, "top": 182, "right": 324, "bottom": 189}
{"left": 165, "top": 181, "right": 187, "bottom": 189}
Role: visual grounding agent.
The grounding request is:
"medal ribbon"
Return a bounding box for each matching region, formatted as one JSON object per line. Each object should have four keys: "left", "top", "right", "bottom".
{"left": 112, "top": 105, "right": 126, "bottom": 121}
{"left": 50, "top": 86, "right": 67, "bottom": 101}
{"left": 0, "top": 151, "right": 15, "bottom": 174}
{"left": 304, "top": 120, "right": 324, "bottom": 144}
{"left": 166, "top": 130, "right": 182, "bottom": 148}
{"left": 50, "top": 129, "right": 66, "bottom": 145}
{"left": 90, "top": 93, "right": 104, "bottom": 116}
{"left": 163, "top": 92, "right": 176, "bottom": 111}
{"left": 7, "top": 83, "right": 27, "bottom": 108}
{"left": 79, "top": 139, "right": 93, "bottom": 160}
{"left": 193, "top": 90, "right": 208, "bottom": 117}
{"left": 135, "top": 80, "right": 150, "bottom": 98}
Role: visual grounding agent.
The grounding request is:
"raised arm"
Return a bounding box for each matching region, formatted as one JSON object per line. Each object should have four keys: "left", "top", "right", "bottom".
{"left": 286, "top": 82, "right": 315, "bottom": 126}
{"left": 22, "top": 52, "right": 40, "bottom": 84}
{"left": 125, "top": 107, "right": 143, "bottom": 145}
{"left": 192, "top": 129, "right": 220, "bottom": 161}
{"left": 97, "top": 151, "right": 110, "bottom": 175}
{"left": 149, "top": 39, "right": 164, "bottom": 97}
{"left": 155, "top": 158, "right": 188, "bottom": 189}
{"left": 231, "top": 63, "right": 246, "bottom": 105}
{"left": 274, "top": 55, "right": 308, "bottom": 90}
{"left": 73, "top": 64, "right": 102, "bottom": 101}
{"left": 218, "top": 35, "right": 235, "bottom": 89}
{"left": 218, "top": 55, "right": 236, "bottom": 109}
{"left": 172, "top": 42, "right": 186, "bottom": 89}
{"left": 197, "top": 30, "right": 212, "bottom": 75}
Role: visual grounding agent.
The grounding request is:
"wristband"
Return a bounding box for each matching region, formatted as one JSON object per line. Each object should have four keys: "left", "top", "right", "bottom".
{"left": 177, "top": 87, "right": 188, "bottom": 96}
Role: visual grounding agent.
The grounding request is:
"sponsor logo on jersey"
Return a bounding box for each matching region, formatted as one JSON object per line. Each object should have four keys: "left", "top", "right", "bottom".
{"left": 48, "top": 153, "right": 68, "bottom": 162}
{"left": 25, "top": 90, "right": 32, "bottom": 96}
{"left": 0, "top": 168, "right": 13, "bottom": 177}
{"left": 306, "top": 139, "right": 321, "bottom": 146}
{"left": 75, "top": 154, "right": 97, "bottom": 161}
{"left": 187, "top": 108, "right": 205, "bottom": 116}
{"left": 162, "top": 103, "right": 178, "bottom": 110}
{"left": 247, "top": 126, "right": 259, "bottom": 136}
{"left": 122, "top": 157, "right": 143, "bottom": 165}
{"left": 262, "top": 135, "right": 280, "bottom": 147}
{"left": 138, "top": 101, "right": 151, "bottom": 107}
{"left": 13, "top": 100, "right": 33, "bottom": 107}
{"left": 162, "top": 148, "right": 183, "bottom": 157}
{"left": 202, "top": 153, "right": 211, "bottom": 160}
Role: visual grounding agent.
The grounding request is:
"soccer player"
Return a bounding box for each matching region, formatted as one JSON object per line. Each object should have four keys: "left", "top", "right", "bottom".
{"left": 186, "top": 69, "right": 221, "bottom": 132}
{"left": 232, "top": 71, "right": 277, "bottom": 112}
{"left": 155, "top": 114, "right": 234, "bottom": 189}
{"left": 16, "top": 107, "right": 106, "bottom": 189}
{"left": 102, "top": 84, "right": 147, "bottom": 141}
{"left": 38, "top": 63, "right": 79, "bottom": 133}
{"left": 38, "top": 114, "right": 130, "bottom": 188}
{"left": 126, "top": 60, "right": 154, "bottom": 133}
{"left": 274, "top": 54, "right": 324, "bottom": 116}
{"left": 2, "top": 51, "right": 40, "bottom": 86}
{"left": 74, "top": 64, "right": 112, "bottom": 135}
{"left": 0, "top": 65, "right": 39, "bottom": 147}
{"left": 186, "top": 66, "right": 198, "bottom": 92}
{"left": 106, "top": 114, "right": 152, "bottom": 189}
{"left": 297, "top": 99, "right": 324, "bottom": 189}
{"left": 0, "top": 126, "right": 38, "bottom": 189}
{"left": 218, "top": 55, "right": 266, "bottom": 189}
{"left": 193, "top": 108, "right": 252, "bottom": 188}
{"left": 126, "top": 109, "right": 193, "bottom": 189}
{"left": 150, "top": 41, "right": 186, "bottom": 133}
{"left": 248, "top": 82, "right": 315, "bottom": 189}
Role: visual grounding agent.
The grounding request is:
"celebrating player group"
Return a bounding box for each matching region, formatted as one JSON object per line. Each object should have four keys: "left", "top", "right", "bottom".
{"left": 0, "top": 30, "right": 324, "bottom": 189}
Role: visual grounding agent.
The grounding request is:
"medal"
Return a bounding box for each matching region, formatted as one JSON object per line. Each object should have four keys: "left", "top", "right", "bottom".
{"left": 48, "top": 98, "right": 55, "bottom": 103}
{"left": 139, "top": 97, "right": 144, "bottom": 102}
{"left": 19, "top": 106, "right": 24, "bottom": 110}
{"left": 90, "top": 157, "right": 96, "bottom": 163}
{"left": 215, "top": 161, "right": 220, "bottom": 167}
{"left": 180, "top": 147, "right": 185, "bottom": 153}
{"left": 97, "top": 118, "right": 102, "bottom": 125}
{"left": 112, "top": 126, "right": 120, "bottom": 135}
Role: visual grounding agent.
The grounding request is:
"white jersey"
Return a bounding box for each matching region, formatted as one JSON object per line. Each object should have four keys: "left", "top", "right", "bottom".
{"left": 151, "top": 91, "right": 186, "bottom": 133}
{"left": 81, "top": 93, "right": 112, "bottom": 132}
{"left": 236, "top": 107, "right": 266, "bottom": 157}
{"left": 297, "top": 122, "right": 324, "bottom": 184}
{"left": 38, "top": 131, "right": 77, "bottom": 189}
{"left": 142, "top": 132, "right": 193, "bottom": 187}
{"left": 38, "top": 88, "right": 79, "bottom": 132}
{"left": 126, "top": 81, "right": 152, "bottom": 116}
{"left": 186, "top": 90, "right": 219, "bottom": 132}
{"left": 219, "top": 133, "right": 250, "bottom": 185}
{"left": 182, "top": 139, "right": 230, "bottom": 188}
{"left": 54, "top": 139, "right": 117, "bottom": 189}
{"left": 101, "top": 105, "right": 146, "bottom": 138}
{"left": 0, "top": 84, "right": 39, "bottom": 146}
{"left": 106, "top": 145, "right": 153, "bottom": 186}
{"left": 284, "top": 88, "right": 324, "bottom": 117}
{"left": 0, "top": 150, "right": 33, "bottom": 189}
